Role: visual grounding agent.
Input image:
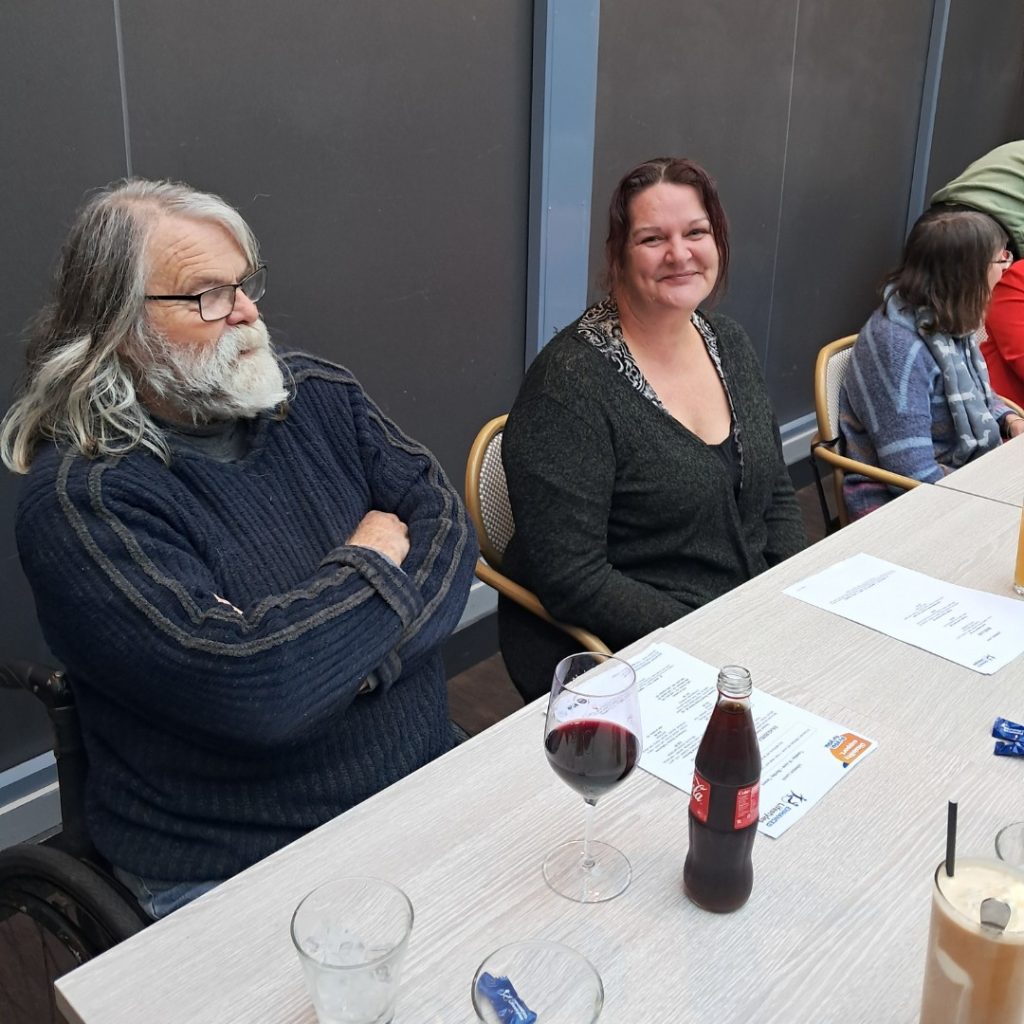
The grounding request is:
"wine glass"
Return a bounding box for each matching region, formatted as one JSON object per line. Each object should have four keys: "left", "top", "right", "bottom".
{"left": 543, "top": 652, "right": 643, "bottom": 903}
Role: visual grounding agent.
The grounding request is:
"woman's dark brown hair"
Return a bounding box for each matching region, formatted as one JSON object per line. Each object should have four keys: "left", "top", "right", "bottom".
{"left": 884, "top": 208, "right": 1006, "bottom": 336}
{"left": 604, "top": 157, "right": 730, "bottom": 303}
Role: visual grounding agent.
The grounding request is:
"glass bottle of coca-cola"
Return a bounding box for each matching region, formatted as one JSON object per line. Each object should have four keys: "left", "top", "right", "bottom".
{"left": 683, "top": 665, "right": 761, "bottom": 913}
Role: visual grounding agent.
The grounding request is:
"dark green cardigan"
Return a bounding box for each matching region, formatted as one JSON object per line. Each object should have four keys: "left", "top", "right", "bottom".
{"left": 499, "top": 309, "right": 806, "bottom": 699}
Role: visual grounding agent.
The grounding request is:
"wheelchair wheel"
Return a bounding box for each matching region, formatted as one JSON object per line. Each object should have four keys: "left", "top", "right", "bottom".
{"left": 0, "top": 843, "right": 149, "bottom": 1024}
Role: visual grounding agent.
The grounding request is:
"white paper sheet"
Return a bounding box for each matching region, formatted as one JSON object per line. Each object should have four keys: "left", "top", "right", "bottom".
{"left": 630, "top": 642, "right": 875, "bottom": 838}
{"left": 783, "top": 552, "right": 1024, "bottom": 674}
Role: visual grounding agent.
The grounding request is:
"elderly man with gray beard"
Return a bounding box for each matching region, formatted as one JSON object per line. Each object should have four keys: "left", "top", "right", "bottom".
{"left": 0, "top": 179, "right": 477, "bottom": 919}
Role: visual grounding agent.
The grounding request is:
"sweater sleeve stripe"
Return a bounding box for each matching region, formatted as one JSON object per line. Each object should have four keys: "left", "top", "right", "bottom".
{"left": 57, "top": 456, "right": 420, "bottom": 658}
{"left": 359, "top": 397, "right": 474, "bottom": 644}
{"left": 287, "top": 350, "right": 472, "bottom": 595}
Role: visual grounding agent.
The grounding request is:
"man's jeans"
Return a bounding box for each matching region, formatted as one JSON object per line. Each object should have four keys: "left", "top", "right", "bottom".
{"left": 113, "top": 865, "right": 222, "bottom": 920}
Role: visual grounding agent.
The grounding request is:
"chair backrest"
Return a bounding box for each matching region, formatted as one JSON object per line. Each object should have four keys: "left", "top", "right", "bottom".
{"left": 812, "top": 331, "right": 928, "bottom": 531}
{"left": 465, "top": 415, "right": 514, "bottom": 568}
{"left": 814, "top": 334, "right": 858, "bottom": 441}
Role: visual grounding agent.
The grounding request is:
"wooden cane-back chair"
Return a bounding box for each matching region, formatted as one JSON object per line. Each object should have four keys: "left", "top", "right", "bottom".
{"left": 464, "top": 415, "right": 610, "bottom": 655}
{"left": 810, "top": 335, "right": 919, "bottom": 531}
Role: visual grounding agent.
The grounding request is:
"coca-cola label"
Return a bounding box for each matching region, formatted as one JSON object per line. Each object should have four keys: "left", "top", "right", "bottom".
{"left": 734, "top": 781, "right": 760, "bottom": 830}
{"left": 689, "top": 772, "right": 760, "bottom": 830}
{"left": 689, "top": 769, "right": 710, "bottom": 823}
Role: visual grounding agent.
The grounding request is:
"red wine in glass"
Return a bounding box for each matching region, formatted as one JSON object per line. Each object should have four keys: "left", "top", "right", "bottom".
{"left": 542, "top": 652, "right": 643, "bottom": 903}
{"left": 544, "top": 720, "right": 640, "bottom": 802}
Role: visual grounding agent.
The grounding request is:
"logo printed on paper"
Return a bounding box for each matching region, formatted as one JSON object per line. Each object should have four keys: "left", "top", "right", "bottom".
{"left": 825, "top": 731, "right": 871, "bottom": 768}
{"left": 689, "top": 769, "right": 710, "bottom": 823}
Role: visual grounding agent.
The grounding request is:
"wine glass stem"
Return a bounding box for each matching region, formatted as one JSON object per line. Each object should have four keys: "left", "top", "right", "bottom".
{"left": 581, "top": 798, "right": 597, "bottom": 871}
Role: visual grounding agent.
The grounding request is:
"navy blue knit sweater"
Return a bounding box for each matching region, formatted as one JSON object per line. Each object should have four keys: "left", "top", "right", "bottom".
{"left": 16, "top": 353, "right": 477, "bottom": 882}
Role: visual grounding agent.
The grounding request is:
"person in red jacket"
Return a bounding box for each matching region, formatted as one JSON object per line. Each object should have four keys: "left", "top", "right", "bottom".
{"left": 982, "top": 260, "right": 1024, "bottom": 406}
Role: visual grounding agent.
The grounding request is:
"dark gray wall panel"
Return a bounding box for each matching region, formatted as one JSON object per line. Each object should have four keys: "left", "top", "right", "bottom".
{"left": 591, "top": 0, "right": 799, "bottom": 364}
{"left": 765, "top": 0, "right": 934, "bottom": 422}
{"left": 3, "top": 0, "right": 1019, "bottom": 789}
{"left": 925, "top": 0, "right": 1024, "bottom": 199}
{"left": 592, "top": 0, "right": 938, "bottom": 426}
{"left": 0, "top": 1, "right": 127, "bottom": 769}
{"left": 121, "top": 0, "right": 531, "bottom": 481}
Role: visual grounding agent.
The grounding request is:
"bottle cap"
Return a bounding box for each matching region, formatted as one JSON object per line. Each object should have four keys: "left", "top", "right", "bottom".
{"left": 717, "top": 665, "right": 752, "bottom": 699}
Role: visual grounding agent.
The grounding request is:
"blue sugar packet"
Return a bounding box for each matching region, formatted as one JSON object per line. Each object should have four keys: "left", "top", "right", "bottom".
{"left": 994, "top": 739, "right": 1024, "bottom": 757}
{"left": 993, "top": 717, "right": 1024, "bottom": 742}
{"left": 476, "top": 971, "right": 538, "bottom": 1024}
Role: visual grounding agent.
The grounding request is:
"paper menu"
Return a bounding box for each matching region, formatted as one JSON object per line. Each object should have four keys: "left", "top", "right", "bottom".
{"left": 783, "top": 552, "right": 1024, "bottom": 674}
{"left": 630, "top": 642, "right": 875, "bottom": 838}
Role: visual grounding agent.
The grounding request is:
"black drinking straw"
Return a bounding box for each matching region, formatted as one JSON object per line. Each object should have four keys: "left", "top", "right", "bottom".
{"left": 945, "top": 800, "right": 958, "bottom": 878}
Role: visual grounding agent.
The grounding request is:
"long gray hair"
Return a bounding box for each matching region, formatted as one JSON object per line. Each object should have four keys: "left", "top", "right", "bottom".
{"left": 0, "top": 178, "right": 260, "bottom": 473}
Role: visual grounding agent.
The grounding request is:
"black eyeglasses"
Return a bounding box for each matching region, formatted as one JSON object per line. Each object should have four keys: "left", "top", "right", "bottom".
{"left": 993, "top": 250, "right": 1014, "bottom": 269}
{"left": 145, "top": 265, "right": 267, "bottom": 322}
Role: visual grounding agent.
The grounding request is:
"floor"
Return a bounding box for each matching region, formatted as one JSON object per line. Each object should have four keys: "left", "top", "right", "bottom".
{"left": 446, "top": 479, "right": 830, "bottom": 736}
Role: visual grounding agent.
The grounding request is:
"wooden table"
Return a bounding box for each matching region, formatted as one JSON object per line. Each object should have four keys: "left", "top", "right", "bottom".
{"left": 934, "top": 432, "right": 1024, "bottom": 506}
{"left": 55, "top": 484, "right": 1024, "bottom": 1024}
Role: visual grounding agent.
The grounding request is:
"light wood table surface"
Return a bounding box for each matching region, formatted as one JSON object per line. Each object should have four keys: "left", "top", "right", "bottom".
{"left": 934, "top": 431, "right": 1024, "bottom": 506}
{"left": 55, "top": 484, "right": 1024, "bottom": 1024}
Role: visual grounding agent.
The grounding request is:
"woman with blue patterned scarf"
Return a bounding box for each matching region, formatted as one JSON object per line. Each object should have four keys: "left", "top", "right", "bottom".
{"left": 839, "top": 207, "right": 1024, "bottom": 520}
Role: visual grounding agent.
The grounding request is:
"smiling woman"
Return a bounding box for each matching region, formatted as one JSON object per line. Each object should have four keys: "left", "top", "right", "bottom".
{"left": 498, "top": 158, "right": 807, "bottom": 701}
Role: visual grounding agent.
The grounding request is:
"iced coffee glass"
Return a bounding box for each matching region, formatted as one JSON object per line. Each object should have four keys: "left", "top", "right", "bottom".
{"left": 1014, "top": 505, "right": 1024, "bottom": 597}
{"left": 919, "top": 857, "right": 1024, "bottom": 1024}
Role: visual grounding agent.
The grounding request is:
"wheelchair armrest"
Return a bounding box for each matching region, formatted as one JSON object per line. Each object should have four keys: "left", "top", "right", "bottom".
{"left": 0, "top": 660, "right": 72, "bottom": 709}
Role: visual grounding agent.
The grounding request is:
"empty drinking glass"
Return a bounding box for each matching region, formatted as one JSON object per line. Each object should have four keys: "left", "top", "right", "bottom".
{"left": 471, "top": 940, "right": 604, "bottom": 1023}
{"left": 996, "top": 822, "right": 1024, "bottom": 867}
{"left": 291, "top": 876, "right": 413, "bottom": 1024}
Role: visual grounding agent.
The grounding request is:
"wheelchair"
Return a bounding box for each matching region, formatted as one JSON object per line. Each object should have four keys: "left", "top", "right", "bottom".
{"left": 0, "top": 662, "right": 150, "bottom": 1024}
